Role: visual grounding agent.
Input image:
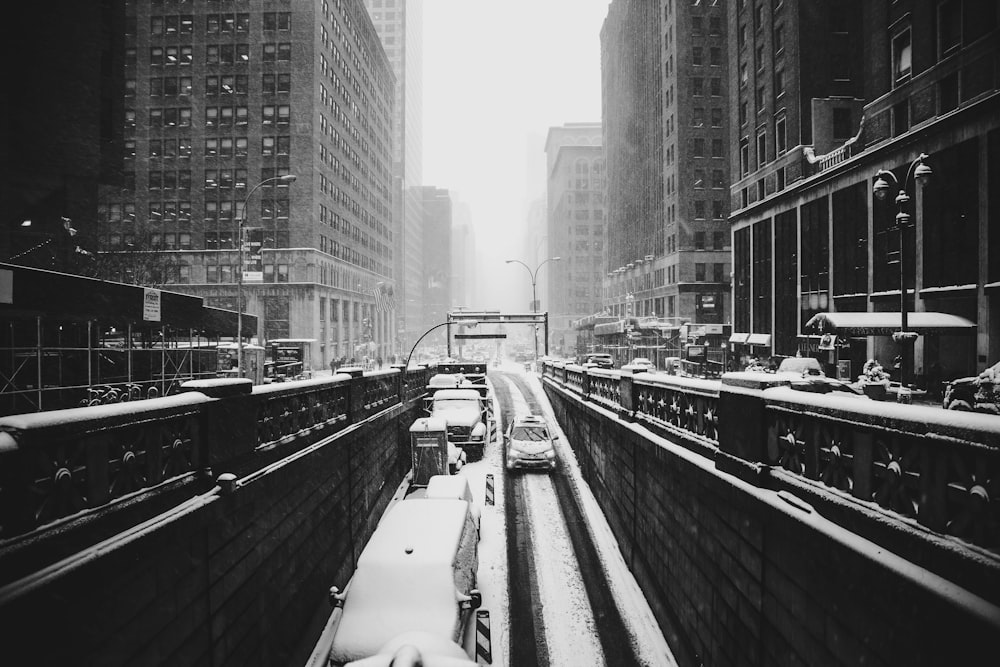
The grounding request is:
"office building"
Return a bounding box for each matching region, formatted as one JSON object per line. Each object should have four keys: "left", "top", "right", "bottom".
{"left": 545, "top": 123, "right": 606, "bottom": 358}
{"left": 98, "top": 0, "right": 397, "bottom": 371}
{"left": 727, "top": 0, "right": 999, "bottom": 385}
{"left": 601, "top": 0, "right": 731, "bottom": 328}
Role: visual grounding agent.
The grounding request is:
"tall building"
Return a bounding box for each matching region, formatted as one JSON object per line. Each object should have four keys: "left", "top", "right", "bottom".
{"left": 545, "top": 123, "right": 606, "bottom": 358}
{"left": 99, "top": 0, "right": 397, "bottom": 371}
{"left": 727, "top": 0, "right": 999, "bottom": 385}
{"left": 3, "top": 2, "right": 126, "bottom": 272}
{"left": 419, "top": 186, "right": 451, "bottom": 335}
{"left": 364, "top": 0, "right": 424, "bottom": 351}
{"left": 601, "top": 0, "right": 731, "bottom": 329}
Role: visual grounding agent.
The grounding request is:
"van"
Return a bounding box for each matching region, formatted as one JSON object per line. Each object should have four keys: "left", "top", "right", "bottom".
{"left": 327, "top": 497, "right": 481, "bottom": 664}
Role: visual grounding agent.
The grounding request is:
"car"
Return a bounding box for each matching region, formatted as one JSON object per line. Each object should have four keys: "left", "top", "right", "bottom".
{"left": 505, "top": 415, "right": 558, "bottom": 472}
{"left": 776, "top": 356, "right": 824, "bottom": 376}
{"left": 621, "top": 356, "right": 656, "bottom": 372}
{"left": 942, "top": 361, "right": 1000, "bottom": 412}
{"left": 582, "top": 352, "right": 614, "bottom": 369}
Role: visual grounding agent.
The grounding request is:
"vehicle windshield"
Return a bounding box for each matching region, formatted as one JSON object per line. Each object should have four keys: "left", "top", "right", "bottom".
{"left": 778, "top": 358, "right": 822, "bottom": 375}
{"left": 511, "top": 425, "right": 549, "bottom": 441}
{"left": 433, "top": 399, "right": 479, "bottom": 411}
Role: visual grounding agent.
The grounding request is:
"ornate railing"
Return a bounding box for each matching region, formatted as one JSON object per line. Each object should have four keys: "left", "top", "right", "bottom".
{"left": 0, "top": 394, "right": 206, "bottom": 538}
{"left": 0, "top": 366, "right": 437, "bottom": 541}
{"left": 541, "top": 361, "right": 1000, "bottom": 553}
{"left": 765, "top": 388, "right": 1000, "bottom": 548}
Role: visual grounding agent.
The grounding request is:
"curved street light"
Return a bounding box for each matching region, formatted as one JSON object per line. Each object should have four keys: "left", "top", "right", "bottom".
{"left": 505, "top": 257, "right": 561, "bottom": 361}
{"left": 401, "top": 320, "right": 479, "bottom": 397}
{"left": 237, "top": 174, "right": 297, "bottom": 377}
{"left": 873, "top": 153, "right": 932, "bottom": 394}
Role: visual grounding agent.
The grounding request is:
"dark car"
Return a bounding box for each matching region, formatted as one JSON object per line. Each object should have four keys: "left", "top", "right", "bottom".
{"left": 942, "top": 361, "right": 1000, "bottom": 413}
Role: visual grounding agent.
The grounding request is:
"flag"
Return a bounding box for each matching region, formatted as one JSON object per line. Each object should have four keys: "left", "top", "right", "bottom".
{"left": 372, "top": 282, "right": 395, "bottom": 313}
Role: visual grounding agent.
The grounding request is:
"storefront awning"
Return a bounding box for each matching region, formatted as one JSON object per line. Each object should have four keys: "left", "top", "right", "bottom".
{"left": 805, "top": 312, "right": 976, "bottom": 336}
{"left": 729, "top": 333, "right": 750, "bottom": 344}
{"left": 747, "top": 333, "right": 772, "bottom": 346}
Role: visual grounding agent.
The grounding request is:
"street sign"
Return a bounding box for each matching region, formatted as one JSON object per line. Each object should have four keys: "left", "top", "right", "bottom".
{"left": 454, "top": 333, "right": 508, "bottom": 339}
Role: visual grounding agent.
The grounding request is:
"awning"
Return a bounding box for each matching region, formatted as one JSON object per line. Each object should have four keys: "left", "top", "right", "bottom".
{"left": 729, "top": 333, "right": 750, "bottom": 344}
{"left": 805, "top": 312, "right": 977, "bottom": 336}
{"left": 747, "top": 333, "right": 772, "bottom": 346}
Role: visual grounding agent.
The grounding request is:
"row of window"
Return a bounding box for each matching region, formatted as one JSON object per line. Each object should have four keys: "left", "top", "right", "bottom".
{"left": 146, "top": 43, "right": 290, "bottom": 66}
{"left": 148, "top": 13, "right": 290, "bottom": 35}
{"left": 130, "top": 105, "right": 291, "bottom": 130}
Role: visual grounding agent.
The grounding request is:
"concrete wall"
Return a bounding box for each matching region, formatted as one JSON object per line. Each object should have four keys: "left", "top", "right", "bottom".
{"left": 0, "top": 399, "right": 421, "bottom": 665}
{"left": 544, "top": 380, "right": 999, "bottom": 666}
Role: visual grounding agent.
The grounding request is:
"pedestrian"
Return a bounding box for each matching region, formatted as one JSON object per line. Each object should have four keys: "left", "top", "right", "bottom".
{"left": 377, "top": 356, "right": 383, "bottom": 369}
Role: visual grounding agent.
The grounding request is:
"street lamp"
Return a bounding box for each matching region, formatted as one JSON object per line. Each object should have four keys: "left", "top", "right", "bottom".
{"left": 237, "top": 173, "right": 297, "bottom": 377}
{"left": 505, "top": 256, "right": 561, "bottom": 361}
{"left": 873, "top": 153, "right": 932, "bottom": 395}
{"left": 403, "top": 320, "right": 479, "bottom": 372}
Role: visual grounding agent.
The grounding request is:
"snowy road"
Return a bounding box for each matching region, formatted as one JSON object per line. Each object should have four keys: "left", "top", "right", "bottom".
{"left": 489, "top": 368, "right": 676, "bottom": 667}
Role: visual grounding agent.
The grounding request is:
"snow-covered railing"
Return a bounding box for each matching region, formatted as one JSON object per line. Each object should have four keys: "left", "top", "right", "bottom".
{"left": 542, "top": 362, "right": 1000, "bottom": 553}
{"left": 763, "top": 384, "right": 1000, "bottom": 550}
{"left": 0, "top": 366, "right": 435, "bottom": 540}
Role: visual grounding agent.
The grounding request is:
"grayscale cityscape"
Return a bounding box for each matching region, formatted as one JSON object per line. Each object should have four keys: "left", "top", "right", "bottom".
{"left": 0, "top": 1, "right": 997, "bottom": 665}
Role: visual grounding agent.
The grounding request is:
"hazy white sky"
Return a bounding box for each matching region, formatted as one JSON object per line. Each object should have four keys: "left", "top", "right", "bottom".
{"left": 422, "top": 0, "right": 611, "bottom": 310}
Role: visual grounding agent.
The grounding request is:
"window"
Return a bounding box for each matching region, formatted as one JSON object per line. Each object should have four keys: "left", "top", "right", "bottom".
{"left": 711, "top": 138, "right": 723, "bottom": 158}
{"left": 694, "top": 169, "right": 705, "bottom": 188}
{"left": 740, "top": 63, "right": 748, "bottom": 87}
{"left": 711, "top": 107, "right": 723, "bottom": 127}
{"left": 710, "top": 47, "right": 721, "bottom": 66}
{"left": 263, "top": 43, "right": 276, "bottom": 62}
{"left": 774, "top": 69, "right": 785, "bottom": 97}
{"left": 756, "top": 130, "right": 767, "bottom": 166}
{"left": 774, "top": 24, "right": 784, "bottom": 53}
{"left": 938, "top": 0, "right": 962, "bottom": 58}
{"left": 709, "top": 17, "right": 721, "bottom": 36}
{"left": 693, "top": 47, "right": 703, "bottom": 66}
{"left": 695, "top": 231, "right": 706, "bottom": 249}
{"left": 755, "top": 85, "right": 765, "bottom": 110}
{"left": 695, "top": 201, "right": 706, "bottom": 219}
{"left": 262, "top": 136, "right": 275, "bottom": 155}
{"left": 892, "top": 29, "right": 912, "bottom": 84}
{"left": 775, "top": 114, "right": 787, "bottom": 154}
{"left": 692, "top": 78, "right": 704, "bottom": 96}
{"left": 692, "top": 137, "right": 705, "bottom": 157}
{"left": 696, "top": 263, "right": 707, "bottom": 281}
{"left": 713, "top": 231, "right": 726, "bottom": 249}
{"left": 740, "top": 137, "right": 750, "bottom": 175}
{"left": 713, "top": 200, "right": 725, "bottom": 219}
{"left": 712, "top": 169, "right": 725, "bottom": 188}
{"left": 692, "top": 16, "right": 703, "bottom": 35}
{"left": 693, "top": 107, "right": 705, "bottom": 127}
{"left": 277, "top": 43, "right": 291, "bottom": 61}
{"left": 711, "top": 78, "right": 721, "bottom": 96}
{"left": 739, "top": 100, "right": 748, "bottom": 125}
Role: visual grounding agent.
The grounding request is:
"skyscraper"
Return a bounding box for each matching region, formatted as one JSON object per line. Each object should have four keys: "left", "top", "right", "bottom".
{"left": 545, "top": 123, "right": 606, "bottom": 358}
{"left": 364, "top": 0, "right": 424, "bottom": 350}
{"left": 99, "top": 0, "right": 396, "bottom": 370}
{"left": 601, "top": 0, "right": 731, "bottom": 330}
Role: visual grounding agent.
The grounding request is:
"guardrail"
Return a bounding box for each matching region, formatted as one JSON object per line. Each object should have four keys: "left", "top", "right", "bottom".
{"left": 0, "top": 366, "right": 435, "bottom": 543}
{"left": 541, "top": 361, "right": 1000, "bottom": 555}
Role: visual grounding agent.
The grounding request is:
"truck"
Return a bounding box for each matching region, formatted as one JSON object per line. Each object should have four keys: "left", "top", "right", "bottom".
{"left": 309, "top": 479, "right": 482, "bottom": 666}
{"left": 428, "top": 388, "right": 490, "bottom": 462}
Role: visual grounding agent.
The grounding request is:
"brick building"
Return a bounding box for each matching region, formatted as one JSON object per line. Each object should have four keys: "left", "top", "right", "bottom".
{"left": 600, "top": 0, "right": 731, "bottom": 330}
{"left": 99, "top": 0, "right": 397, "bottom": 371}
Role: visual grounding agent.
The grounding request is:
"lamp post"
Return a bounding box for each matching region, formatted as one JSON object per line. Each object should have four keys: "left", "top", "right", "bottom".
{"left": 873, "top": 153, "right": 932, "bottom": 395}
{"left": 404, "top": 320, "right": 479, "bottom": 371}
{"left": 505, "top": 257, "right": 561, "bottom": 361}
{"left": 237, "top": 174, "right": 296, "bottom": 377}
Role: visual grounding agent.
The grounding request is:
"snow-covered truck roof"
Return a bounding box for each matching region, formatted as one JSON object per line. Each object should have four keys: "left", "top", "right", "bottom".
{"left": 329, "top": 498, "right": 476, "bottom": 663}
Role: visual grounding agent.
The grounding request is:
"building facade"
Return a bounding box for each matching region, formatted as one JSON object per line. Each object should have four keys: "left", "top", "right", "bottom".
{"left": 419, "top": 186, "right": 452, "bottom": 338}
{"left": 545, "top": 123, "right": 606, "bottom": 359}
{"left": 728, "top": 0, "right": 999, "bottom": 386}
{"left": 600, "top": 0, "right": 731, "bottom": 328}
{"left": 364, "top": 0, "right": 424, "bottom": 354}
{"left": 99, "top": 0, "right": 397, "bottom": 371}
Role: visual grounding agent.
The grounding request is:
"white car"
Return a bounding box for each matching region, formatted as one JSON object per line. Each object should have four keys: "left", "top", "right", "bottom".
{"left": 505, "top": 415, "right": 557, "bottom": 472}
{"left": 621, "top": 357, "right": 655, "bottom": 372}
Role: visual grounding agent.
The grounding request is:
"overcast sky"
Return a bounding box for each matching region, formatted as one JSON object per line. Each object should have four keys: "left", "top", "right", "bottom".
{"left": 422, "top": 0, "right": 612, "bottom": 311}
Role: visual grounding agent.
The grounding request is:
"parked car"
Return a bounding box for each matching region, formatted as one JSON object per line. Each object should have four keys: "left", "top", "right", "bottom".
{"left": 942, "top": 361, "right": 1000, "bottom": 413}
{"left": 776, "top": 356, "right": 824, "bottom": 376}
{"left": 621, "top": 357, "right": 656, "bottom": 372}
{"left": 505, "top": 415, "right": 558, "bottom": 472}
{"left": 582, "top": 352, "right": 614, "bottom": 369}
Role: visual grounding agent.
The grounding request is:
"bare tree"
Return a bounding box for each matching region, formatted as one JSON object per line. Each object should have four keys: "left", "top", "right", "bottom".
{"left": 81, "top": 222, "right": 183, "bottom": 288}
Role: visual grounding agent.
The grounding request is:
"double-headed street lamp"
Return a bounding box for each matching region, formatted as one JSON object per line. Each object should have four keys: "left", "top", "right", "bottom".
{"left": 873, "top": 153, "right": 932, "bottom": 394}
{"left": 237, "top": 174, "right": 297, "bottom": 376}
{"left": 505, "top": 256, "right": 561, "bottom": 360}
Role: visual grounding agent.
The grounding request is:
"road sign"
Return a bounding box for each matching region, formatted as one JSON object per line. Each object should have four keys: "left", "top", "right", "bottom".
{"left": 454, "top": 333, "right": 508, "bottom": 339}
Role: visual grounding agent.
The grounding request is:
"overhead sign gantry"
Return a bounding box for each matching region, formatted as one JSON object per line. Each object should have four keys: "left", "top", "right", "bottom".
{"left": 446, "top": 310, "right": 549, "bottom": 357}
